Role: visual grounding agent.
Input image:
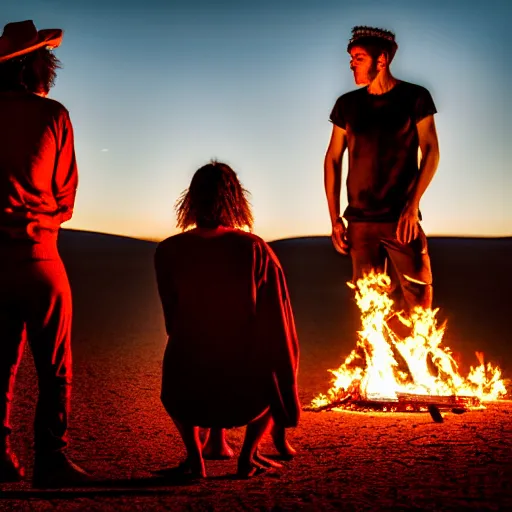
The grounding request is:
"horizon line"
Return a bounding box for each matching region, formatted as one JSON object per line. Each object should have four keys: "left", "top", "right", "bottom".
{"left": 61, "top": 228, "right": 512, "bottom": 244}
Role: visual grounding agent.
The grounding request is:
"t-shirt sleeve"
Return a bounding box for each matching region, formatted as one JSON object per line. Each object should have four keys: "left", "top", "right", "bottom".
{"left": 414, "top": 87, "right": 437, "bottom": 123}
{"left": 329, "top": 96, "right": 346, "bottom": 129}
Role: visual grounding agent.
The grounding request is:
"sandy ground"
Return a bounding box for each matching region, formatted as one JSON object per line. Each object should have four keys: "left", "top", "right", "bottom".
{"left": 0, "top": 231, "right": 511, "bottom": 511}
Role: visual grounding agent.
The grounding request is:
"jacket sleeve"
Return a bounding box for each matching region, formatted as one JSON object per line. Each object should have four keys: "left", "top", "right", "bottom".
{"left": 154, "top": 244, "right": 176, "bottom": 336}
{"left": 256, "top": 244, "right": 301, "bottom": 427}
{"left": 53, "top": 109, "right": 78, "bottom": 224}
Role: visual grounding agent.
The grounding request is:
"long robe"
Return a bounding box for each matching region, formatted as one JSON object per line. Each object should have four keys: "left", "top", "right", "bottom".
{"left": 154, "top": 227, "right": 300, "bottom": 428}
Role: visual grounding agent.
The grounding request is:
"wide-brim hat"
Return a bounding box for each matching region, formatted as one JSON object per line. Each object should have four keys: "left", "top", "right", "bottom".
{"left": 0, "top": 20, "right": 62, "bottom": 63}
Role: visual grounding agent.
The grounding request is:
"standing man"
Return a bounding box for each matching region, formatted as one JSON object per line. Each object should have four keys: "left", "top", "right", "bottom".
{"left": 324, "top": 26, "right": 440, "bottom": 311}
{"left": 0, "top": 20, "right": 90, "bottom": 487}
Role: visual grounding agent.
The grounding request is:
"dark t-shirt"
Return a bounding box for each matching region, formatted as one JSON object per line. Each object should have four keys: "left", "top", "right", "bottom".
{"left": 330, "top": 81, "right": 437, "bottom": 222}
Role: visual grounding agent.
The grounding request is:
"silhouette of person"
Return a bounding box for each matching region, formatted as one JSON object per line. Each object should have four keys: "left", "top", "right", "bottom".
{"left": 154, "top": 162, "right": 300, "bottom": 478}
{"left": 0, "top": 20, "right": 91, "bottom": 487}
{"left": 324, "top": 26, "right": 440, "bottom": 313}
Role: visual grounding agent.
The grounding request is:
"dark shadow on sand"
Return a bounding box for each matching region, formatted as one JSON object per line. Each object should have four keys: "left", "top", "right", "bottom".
{"left": 205, "top": 470, "right": 281, "bottom": 482}
{"left": 0, "top": 471, "right": 283, "bottom": 498}
{"left": 154, "top": 467, "right": 279, "bottom": 482}
{"left": 0, "top": 474, "right": 198, "bottom": 499}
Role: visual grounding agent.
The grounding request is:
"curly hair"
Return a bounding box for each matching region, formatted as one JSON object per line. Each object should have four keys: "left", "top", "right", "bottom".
{"left": 175, "top": 161, "right": 254, "bottom": 231}
{"left": 0, "top": 48, "right": 61, "bottom": 94}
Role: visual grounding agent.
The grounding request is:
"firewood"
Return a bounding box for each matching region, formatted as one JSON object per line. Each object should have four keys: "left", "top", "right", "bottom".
{"left": 306, "top": 394, "right": 353, "bottom": 412}
{"left": 428, "top": 404, "right": 444, "bottom": 423}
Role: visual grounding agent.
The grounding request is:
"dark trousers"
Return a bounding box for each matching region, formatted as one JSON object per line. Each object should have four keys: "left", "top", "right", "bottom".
{"left": 347, "top": 222, "right": 433, "bottom": 310}
{"left": 0, "top": 257, "right": 72, "bottom": 454}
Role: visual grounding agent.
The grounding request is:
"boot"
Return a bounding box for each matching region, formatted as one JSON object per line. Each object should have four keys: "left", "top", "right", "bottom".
{"left": 0, "top": 438, "right": 25, "bottom": 483}
{"left": 32, "top": 451, "right": 93, "bottom": 489}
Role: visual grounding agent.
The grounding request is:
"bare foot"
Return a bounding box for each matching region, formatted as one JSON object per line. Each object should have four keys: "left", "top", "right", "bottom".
{"left": 271, "top": 428, "right": 298, "bottom": 460}
{"left": 158, "top": 457, "right": 206, "bottom": 479}
{"left": 236, "top": 451, "right": 283, "bottom": 479}
{"left": 236, "top": 458, "right": 267, "bottom": 479}
{"left": 273, "top": 438, "right": 297, "bottom": 460}
{"left": 254, "top": 450, "right": 283, "bottom": 468}
{"left": 202, "top": 440, "right": 235, "bottom": 460}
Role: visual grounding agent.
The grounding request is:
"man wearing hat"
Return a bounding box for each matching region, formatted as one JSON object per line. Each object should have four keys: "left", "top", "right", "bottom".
{"left": 0, "top": 20, "right": 91, "bottom": 487}
{"left": 324, "top": 26, "right": 440, "bottom": 312}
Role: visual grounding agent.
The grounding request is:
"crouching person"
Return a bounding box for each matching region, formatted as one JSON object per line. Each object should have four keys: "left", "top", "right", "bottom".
{"left": 154, "top": 161, "right": 300, "bottom": 478}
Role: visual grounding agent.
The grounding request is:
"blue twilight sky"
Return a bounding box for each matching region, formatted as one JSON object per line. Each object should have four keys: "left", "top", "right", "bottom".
{"left": 2, "top": 0, "right": 511, "bottom": 241}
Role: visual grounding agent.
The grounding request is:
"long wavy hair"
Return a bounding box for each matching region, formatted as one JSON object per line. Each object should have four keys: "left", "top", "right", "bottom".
{"left": 175, "top": 161, "right": 254, "bottom": 231}
{"left": 0, "top": 48, "right": 61, "bottom": 94}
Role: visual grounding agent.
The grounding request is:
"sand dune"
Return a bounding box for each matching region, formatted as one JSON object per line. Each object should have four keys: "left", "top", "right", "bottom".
{"left": 1, "top": 230, "right": 510, "bottom": 510}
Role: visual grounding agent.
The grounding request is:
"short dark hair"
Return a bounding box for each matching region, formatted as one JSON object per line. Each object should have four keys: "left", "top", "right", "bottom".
{"left": 0, "top": 48, "right": 61, "bottom": 94}
{"left": 347, "top": 26, "right": 398, "bottom": 63}
{"left": 175, "top": 161, "right": 254, "bottom": 231}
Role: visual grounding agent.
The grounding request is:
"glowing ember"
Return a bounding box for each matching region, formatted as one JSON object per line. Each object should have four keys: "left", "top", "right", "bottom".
{"left": 312, "top": 271, "right": 508, "bottom": 411}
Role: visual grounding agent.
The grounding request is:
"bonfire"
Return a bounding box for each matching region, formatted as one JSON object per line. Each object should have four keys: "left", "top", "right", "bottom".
{"left": 310, "top": 271, "right": 508, "bottom": 413}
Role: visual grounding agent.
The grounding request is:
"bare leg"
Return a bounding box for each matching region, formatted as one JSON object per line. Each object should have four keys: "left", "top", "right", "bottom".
{"left": 171, "top": 417, "right": 206, "bottom": 478}
{"left": 271, "top": 423, "right": 297, "bottom": 460}
{"left": 199, "top": 428, "right": 209, "bottom": 447}
{"left": 237, "top": 409, "right": 274, "bottom": 478}
{"left": 203, "top": 428, "right": 234, "bottom": 460}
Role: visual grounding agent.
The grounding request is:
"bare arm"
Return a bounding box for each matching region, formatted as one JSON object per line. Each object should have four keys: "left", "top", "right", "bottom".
{"left": 324, "top": 125, "right": 349, "bottom": 254}
{"left": 396, "top": 114, "right": 440, "bottom": 244}
{"left": 324, "top": 124, "right": 347, "bottom": 225}
{"left": 408, "top": 114, "right": 440, "bottom": 209}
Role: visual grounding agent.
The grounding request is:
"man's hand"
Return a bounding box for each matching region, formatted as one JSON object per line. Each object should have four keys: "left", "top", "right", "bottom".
{"left": 331, "top": 217, "right": 349, "bottom": 255}
{"left": 397, "top": 204, "right": 420, "bottom": 245}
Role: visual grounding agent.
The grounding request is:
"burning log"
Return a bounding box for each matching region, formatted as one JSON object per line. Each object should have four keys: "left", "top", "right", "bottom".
{"left": 304, "top": 394, "right": 353, "bottom": 412}
{"left": 308, "top": 393, "right": 473, "bottom": 413}
{"left": 396, "top": 392, "right": 480, "bottom": 410}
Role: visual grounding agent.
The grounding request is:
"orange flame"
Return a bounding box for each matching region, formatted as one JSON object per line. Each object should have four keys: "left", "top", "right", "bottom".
{"left": 312, "top": 271, "right": 508, "bottom": 410}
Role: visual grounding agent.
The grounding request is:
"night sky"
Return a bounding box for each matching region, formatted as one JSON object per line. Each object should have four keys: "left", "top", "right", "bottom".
{"left": 2, "top": 0, "right": 510, "bottom": 240}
